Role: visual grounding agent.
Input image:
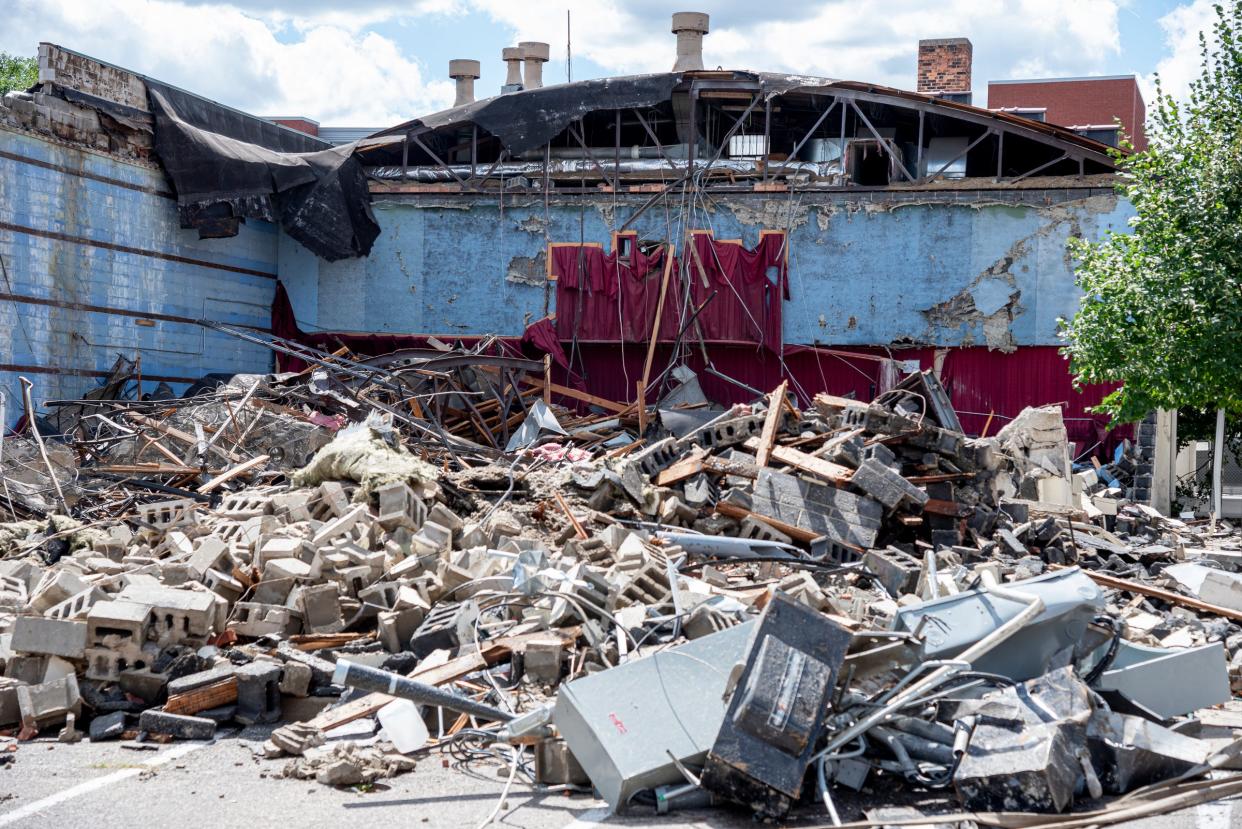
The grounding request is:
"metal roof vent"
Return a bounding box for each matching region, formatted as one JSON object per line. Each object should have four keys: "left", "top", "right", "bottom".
{"left": 449, "top": 59, "right": 480, "bottom": 106}
{"left": 672, "top": 12, "right": 709, "bottom": 72}
{"left": 502, "top": 47, "right": 524, "bottom": 93}
{"left": 520, "top": 42, "right": 549, "bottom": 89}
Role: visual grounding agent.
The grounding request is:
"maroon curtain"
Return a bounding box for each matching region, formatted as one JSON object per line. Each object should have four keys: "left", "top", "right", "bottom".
{"left": 270, "top": 281, "right": 308, "bottom": 372}
{"left": 686, "top": 233, "right": 788, "bottom": 348}
{"left": 551, "top": 235, "right": 790, "bottom": 348}
{"left": 552, "top": 244, "right": 680, "bottom": 342}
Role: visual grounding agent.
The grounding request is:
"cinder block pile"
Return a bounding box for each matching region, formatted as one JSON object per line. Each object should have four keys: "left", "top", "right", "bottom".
{"left": 2, "top": 367, "right": 1241, "bottom": 824}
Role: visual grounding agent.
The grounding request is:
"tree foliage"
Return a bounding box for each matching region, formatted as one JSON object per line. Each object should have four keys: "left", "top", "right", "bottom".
{"left": 1062, "top": 2, "right": 1242, "bottom": 424}
{"left": 0, "top": 53, "right": 37, "bottom": 97}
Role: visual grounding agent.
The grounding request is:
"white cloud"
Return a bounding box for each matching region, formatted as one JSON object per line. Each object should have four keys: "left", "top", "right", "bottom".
{"left": 471, "top": 0, "right": 1124, "bottom": 97}
{"left": 0, "top": 0, "right": 1140, "bottom": 127}
{"left": 0, "top": 0, "right": 455, "bottom": 125}
{"left": 1144, "top": 0, "right": 1217, "bottom": 104}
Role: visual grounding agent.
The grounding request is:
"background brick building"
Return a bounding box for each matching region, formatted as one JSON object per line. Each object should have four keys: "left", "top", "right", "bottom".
{"left": 988, "top": 76, "right": 1147, "bottom": 150}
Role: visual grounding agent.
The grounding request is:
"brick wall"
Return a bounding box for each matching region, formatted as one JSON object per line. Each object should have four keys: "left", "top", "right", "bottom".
{"left": 917, "top": 38, "right": 972, "bottom": 94}
{"left": 987, "top": 77, "right": 1147, "bottom": 151}
{"left": 268, "top": 118, "right": 319, "bottom": 137}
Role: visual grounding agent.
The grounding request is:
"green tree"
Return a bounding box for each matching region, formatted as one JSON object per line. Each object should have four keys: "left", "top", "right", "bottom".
{"left": 1062, "top": 2, "right": 1242, "bottom": 424}
{"left": 0, "top": 53, "right": 37, "bottom": 97}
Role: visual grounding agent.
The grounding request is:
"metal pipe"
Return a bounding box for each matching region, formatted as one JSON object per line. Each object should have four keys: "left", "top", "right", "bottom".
{"left": 332, "top": 659, "right": 515, "bottom": 722}
{"left": 19, "top": 377, "right": 68, "bottom": 512}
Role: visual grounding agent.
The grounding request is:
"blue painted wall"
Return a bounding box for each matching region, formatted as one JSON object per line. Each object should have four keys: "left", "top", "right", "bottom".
{"left": 284, "top": 189, "right": 1132, "bottom": 349}
{"left": 0, "top": 128, "right": 277, "bottom": 420}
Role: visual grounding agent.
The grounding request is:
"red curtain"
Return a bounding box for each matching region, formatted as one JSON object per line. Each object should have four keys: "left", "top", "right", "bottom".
{"left": 551, "top": 234, "right": 788, "bottom": 348}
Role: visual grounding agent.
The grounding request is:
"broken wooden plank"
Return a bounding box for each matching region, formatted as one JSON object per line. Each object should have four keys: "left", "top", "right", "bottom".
{"left": 198, "top": 454, "right": 269, "bottom": 493}
{"left": 743, "top": 437, "right": 852, "bottom": 485}
{"left": 715, "top": 500, "right": 819, "bottom": 544}
{"left": 754, "top": 381, "right": 788, "bottom": 468}
{"left": 517, "top": 378, "right": 628, "bottom": 413}
{"left": 923, "top": 498, "right": 970, "bottom": 517}
{"left": 128, "top": 411, "right": 242, "bottom": 463}
{"left": 1076, "top": 568, "right": 1242, "bottom": 624}
{"left": 553, "top": 490, "right": 589, "bottom": 539}
{"left": 656, "top": 448, "right": 708, "bottom": 486}
{"left": 163, "top": 677, "right": 238, "bottom": 715}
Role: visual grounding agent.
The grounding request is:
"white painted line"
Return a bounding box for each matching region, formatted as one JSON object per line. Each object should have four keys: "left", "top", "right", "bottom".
{"left": 562, "top": 806, "right": 610, "bottom": 828}
{"left": 0, "top": 740, "right": 210, "bottom": 827}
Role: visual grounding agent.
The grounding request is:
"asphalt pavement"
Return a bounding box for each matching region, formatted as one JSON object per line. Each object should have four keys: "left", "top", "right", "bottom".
{"left": 0, "top": 727, "right": 1236, "bottom": 828}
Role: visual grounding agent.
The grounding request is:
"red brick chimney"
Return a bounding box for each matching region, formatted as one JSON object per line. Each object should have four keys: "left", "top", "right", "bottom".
{"left": 917, "top": 38, "right": 972, "bottom": 96}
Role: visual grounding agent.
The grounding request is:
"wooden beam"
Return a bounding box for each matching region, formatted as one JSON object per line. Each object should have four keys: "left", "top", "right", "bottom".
{"left": 198, "top": 454, "right": 269, "bottom": 493}
{"left": 715, "top": 500, "right": 819, "bottom": 544}
{"left": 743, "top": 437, "right": 853, "bottom": 485}
{"left": 656, "top": 449, "right": 707, "bottom": 486}
{"left": 754, "top": 381, "right": 789, "bottom": 468}
{"left": 1076, "top": 568, "right": 1242, "bottom": 624}
{"left": 638, "top": 245, "right": 676, "bottom": 399}
{"left": 553, "top": 490, "right": 589, "bottom": 539}
{"left": 517, "top": 377, "right": 628, "bottom": 413}
{"left": 923, "top": 498, "right": 969, "bottom": 517}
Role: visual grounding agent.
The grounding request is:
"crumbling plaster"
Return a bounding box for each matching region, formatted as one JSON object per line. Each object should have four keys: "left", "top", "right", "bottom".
{"left": 281, "top": 190, "right": 1132, "bottom": 349}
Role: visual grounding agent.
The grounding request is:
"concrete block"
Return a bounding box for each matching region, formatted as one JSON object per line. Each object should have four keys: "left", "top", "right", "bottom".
{"left": 312, "top": 504, "right": 369, "bottom": 546}
{"left": 16, "top": 673, "right": 81, "bottom": 730}
{"left": 1198, "top": 569, "right": 1242, "bottom": 612}
{"left": 376, "top": 481, "right": 425, "bottom": 531}
{"left": 119, "top": 668, "right": 168, "bottom": 705}
{"left": 44, "top": 586, "right": 106, "bottom": 621}
{"left": 279, "top": 662, "right": 312, "bottom": 697}
{"left": 0, "top": 677, "right": 25, "bottom": 727}
{"left": 229, "top": 602, "right": 298, "bottom": 638}
{"left": 863, "top": 548, "right": 923, "bottom": 597}
{"left": 234, "top": 662, "right": 282, "bottom": 725}
{"left": 296, "top": 583, "right": 343, "bottom": 634}
{"left": 139, "top": 709, "right": 217, "bottom": 740}
{"left": 167, "top": 664, "right": 236, "bottom": 697}
{"left": 136, "top": 498, "right": 197, "bottom": 529}
{"left": 28, "top": 569, "right": 88, "bottom": 614}
{"left": 850, "top": 458, "right": 929, "bottom": 510}
{"left": 187, "top": 536, "right": 231, "bottom": 580}
{"left": 263, "top": 557, "right": 312, "bottom": 581}
{"left": 377, "top": 608, "right": 423, "bottom": 653}
{"left": 257, "top": 537, "right": 308, "bottom": 570}
{"left": 89, "top": 710, "right": 127, "bottom": 741}
{"left": 11, "top": 616, "right": 87, "bottom": 659}
{"left": 524, "top": 638, "right": 564, "bottom": 685}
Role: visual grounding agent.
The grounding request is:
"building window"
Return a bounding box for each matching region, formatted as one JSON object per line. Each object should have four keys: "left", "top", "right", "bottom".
{"left": 933, "top": 91, "right": 973, "bottom": 106}
{"left": 1075, "top": 126, "right": 1120, "bottom": 147}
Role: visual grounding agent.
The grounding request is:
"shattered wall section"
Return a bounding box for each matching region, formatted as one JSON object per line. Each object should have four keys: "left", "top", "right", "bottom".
{"left": 286, "top": 188, "right": 1132, "bottom": 350}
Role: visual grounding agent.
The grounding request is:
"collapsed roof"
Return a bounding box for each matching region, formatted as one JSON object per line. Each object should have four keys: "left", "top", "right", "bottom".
{"left": 355, "top": 70, "right": 1120, "bottom": 190}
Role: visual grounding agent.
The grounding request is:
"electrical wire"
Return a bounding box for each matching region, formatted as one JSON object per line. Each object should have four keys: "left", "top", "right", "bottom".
{"left": 474, "top": 743, "right": 522, "bottom": 829}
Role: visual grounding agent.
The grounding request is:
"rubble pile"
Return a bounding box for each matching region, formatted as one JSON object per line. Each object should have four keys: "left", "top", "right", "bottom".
{"left": 3, "top": 354, "right": 1242, "bottom": 825}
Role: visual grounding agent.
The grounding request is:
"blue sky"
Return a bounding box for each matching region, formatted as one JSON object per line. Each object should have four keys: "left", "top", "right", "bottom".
{"left": 0, "top": 0, "right": 1223, "bottom": 126}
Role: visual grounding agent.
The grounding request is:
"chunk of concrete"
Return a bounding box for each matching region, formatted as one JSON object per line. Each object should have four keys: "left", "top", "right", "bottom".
{"left": 235, "top": 661, "right": 282, "bottom": 725}
{"left": 139, "top": 709, "right": 217, "bottom": 740}
{"left": 16, "top": 673, "right": 81, "bottom": 730}
{"left": 11, "top": 616, "right": 88, "bottom": 659}
{"left": 89, "top": 710, "right": 127, "bottom": 741}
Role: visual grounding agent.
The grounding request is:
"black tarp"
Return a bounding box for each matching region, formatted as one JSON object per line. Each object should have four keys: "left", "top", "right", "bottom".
{"left": 147, "top": 81, "right": 379, "bottom": 261}
{"left": 370, "top": 73, "right": 684, "bottom": 157}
